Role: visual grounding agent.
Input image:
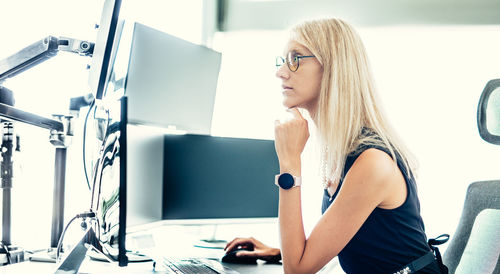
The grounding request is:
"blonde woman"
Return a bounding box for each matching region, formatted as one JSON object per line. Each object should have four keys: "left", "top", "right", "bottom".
{"left": 224, "top": 18, "right": 445, "bottom": 273}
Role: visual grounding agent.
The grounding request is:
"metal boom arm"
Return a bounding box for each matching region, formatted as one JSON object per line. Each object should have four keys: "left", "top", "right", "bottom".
{"left": 0, "top": 36, "right": 94, "bottom": 82}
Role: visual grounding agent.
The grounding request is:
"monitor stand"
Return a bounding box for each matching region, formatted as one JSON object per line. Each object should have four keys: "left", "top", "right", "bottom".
{"left": 28, "top": 248, "right": 57, "bottom": 263}
{"left": 51, "top": 226, "right": 150, "bottom": 274}
{"left": 196, "top": 225, "right": 227, "bottom": 249}
{"left": 87, "top": 249, "right": 151, "bottom": 263}
{"left": 54, "top": 227, "right": 112, "bottom": 273}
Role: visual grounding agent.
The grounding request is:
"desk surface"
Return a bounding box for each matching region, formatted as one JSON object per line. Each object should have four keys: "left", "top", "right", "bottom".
{"left": 0, "top": 223, "right": 342, "bottom": 273}
{"left": 0, "top": 257, "right": 284, "bottom": 274}
{"left": 0, "top": 255, "right": 345, "bottom": 273}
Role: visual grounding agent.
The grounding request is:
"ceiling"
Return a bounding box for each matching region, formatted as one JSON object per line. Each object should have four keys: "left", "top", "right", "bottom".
{"left": 216, "top": 0, "right": 500, "bottom": 31}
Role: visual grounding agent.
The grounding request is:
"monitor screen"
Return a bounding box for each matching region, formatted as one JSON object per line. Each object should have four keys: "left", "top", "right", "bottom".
{"left": 124, "top": 23, "right": 222, "bottom": 135}
{"left": 88, "top": 0, "right": 122, "bottom": 100}
{"left": 162, "top": 134, "right": 279, "bottom": 222}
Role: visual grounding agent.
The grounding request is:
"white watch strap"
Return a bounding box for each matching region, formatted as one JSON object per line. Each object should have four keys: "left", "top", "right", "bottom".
{"left": 274, "top": 174, "right": 302, "bottom": 188}
{"left": 293, "top": 176, "right": 302, "bottom": 187}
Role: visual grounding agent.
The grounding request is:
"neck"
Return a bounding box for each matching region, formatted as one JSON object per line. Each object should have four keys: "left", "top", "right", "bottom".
{"left": 306, "top": 105, "right": 319, "bottom": 125}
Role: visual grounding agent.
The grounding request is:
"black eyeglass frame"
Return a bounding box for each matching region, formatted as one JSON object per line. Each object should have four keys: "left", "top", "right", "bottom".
{"left": 276, "top": 52, "right": 315, "bottom": 72}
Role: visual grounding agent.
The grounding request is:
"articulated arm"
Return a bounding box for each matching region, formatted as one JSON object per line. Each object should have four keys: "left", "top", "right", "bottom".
{"left": 0, "top": 36, "right": 94, "bottom": 82}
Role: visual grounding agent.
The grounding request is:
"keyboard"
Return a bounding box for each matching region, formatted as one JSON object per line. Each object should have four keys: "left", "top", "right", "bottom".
{"left": 154, "top": 257, "right": 239, "bottom": 274}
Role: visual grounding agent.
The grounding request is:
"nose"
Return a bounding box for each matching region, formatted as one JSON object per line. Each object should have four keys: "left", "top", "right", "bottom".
{"left": 275, "top": 64, "right": 290, "bottom": 80}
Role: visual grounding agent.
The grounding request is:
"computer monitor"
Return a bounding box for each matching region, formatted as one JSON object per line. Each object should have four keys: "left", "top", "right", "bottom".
{"left": 162, "top": 134, "right": 279, "bottom": 222}
{"left": 88, "top": 0, "right": 122, "bottom": 100}
{"left": 89, "top": 96, "right": 128, "bottom": 266}
{"left": 123, "top": 22, "right": 221, "bottom": 135}
{"left": 126, "top": 133, "right": 280, "bottom": 230}
{"left": 55, "top": 96, "right": 128, "bottom": 273}
{"left": 84, "top": 20, "right": 224, "bottom": 268}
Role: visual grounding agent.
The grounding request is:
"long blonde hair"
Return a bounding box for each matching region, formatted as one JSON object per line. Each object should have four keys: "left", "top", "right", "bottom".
{"left": 290, "top": 18, "right": 417, "bottom": 185}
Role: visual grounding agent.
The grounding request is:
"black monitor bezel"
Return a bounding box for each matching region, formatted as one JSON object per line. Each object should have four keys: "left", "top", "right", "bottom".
{"left": 88, "top": 0, "right": 122, "bottom": 100}
{"left": 118, "top": 96, "right": 128, "bottom": 266}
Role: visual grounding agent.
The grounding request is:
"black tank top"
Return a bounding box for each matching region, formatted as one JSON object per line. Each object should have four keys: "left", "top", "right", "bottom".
{"left": 321, "top": 144, "right": 440, "bottom": 273}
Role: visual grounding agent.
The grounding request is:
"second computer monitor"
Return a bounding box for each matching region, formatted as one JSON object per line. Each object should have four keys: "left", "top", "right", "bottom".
{"left": 162, "top": 134, "right": 279, "bottom": 222}
{"left": 124, "top": 23, "right": 221, "bottom": 135}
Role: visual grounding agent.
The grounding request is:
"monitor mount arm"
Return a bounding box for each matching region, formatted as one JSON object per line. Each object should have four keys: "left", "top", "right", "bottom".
{"left": 0, "top": 36, "right": 94, "bottom": 82}
{"left": 0, "top": 101, "right": 73, "bottom": 255}
{"left": 0, "top": 35, "right": 94, "bottom": 264}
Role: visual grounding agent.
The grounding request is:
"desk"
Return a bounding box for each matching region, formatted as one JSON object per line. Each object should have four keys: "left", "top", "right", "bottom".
{"left": 0, "top": 223, "right": 286, "bottom": 274}
{"left": 0, "top": 257, "right": 285, "bottom": 274}
{"left": 1, "top": 253, "right": 343, "bottom": 273}
{"left": 0, "top": 223, "right": 342, "bottom": 273}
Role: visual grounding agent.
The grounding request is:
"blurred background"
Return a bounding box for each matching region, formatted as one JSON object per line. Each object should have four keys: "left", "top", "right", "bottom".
{"left": 0, "top": 0, "right": 499, "bottom": 254}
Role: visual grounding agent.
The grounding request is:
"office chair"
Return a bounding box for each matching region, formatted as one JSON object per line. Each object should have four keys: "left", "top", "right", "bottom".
{"left": 442, "top": 180, "right": 500, "bottom": 273}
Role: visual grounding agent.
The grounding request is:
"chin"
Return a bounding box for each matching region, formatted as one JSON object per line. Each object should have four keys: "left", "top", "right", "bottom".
{"left": 282, "top": 100, "right": 296, "bottom": 109}
{"left": 282, "top": 96, "right": 298, "bottom": 108}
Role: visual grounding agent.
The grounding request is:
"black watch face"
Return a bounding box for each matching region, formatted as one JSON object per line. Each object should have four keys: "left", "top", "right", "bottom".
{"left": 278, "top": 173, "right": 294, "bottom": 190}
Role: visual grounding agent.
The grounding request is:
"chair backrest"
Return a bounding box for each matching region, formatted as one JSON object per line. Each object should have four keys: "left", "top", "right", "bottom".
{"left": 443, "top": 180, "right": 500, "bottom": 273}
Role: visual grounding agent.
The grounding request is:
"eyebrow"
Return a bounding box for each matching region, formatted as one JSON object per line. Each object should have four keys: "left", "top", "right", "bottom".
{"left": 284, "top": 48, "right": 307, "bottom": 56}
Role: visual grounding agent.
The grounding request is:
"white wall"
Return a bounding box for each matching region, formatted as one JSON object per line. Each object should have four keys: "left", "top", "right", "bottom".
{"left": 210, "top": 26, "right": 500, "bottom": 243}
{"left": 359, "top": 25, "right": 500, "bottom": 239}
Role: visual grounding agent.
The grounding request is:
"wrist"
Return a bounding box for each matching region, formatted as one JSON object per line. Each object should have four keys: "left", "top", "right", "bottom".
{"left": 272, "top": 248, "right": 282, "bottom": 261}
{"left": 279, "top": 159, "right": 301, "bottom": 176}
{"left": 264, "top": 248, "right": 282, "bottom": 263}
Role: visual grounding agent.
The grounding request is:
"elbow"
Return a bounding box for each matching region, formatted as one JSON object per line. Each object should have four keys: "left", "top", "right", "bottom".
{"left": 283, "top": 261, "right": 314, "bottom": 274}
{"left": 284, "top": 267, "right": 311, "bottom": 274}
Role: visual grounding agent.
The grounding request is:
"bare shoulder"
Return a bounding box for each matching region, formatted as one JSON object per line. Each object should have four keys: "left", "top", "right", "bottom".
{"left": 353, "top": 148, "right": 398, "bottom": 179}
{"left": 340, "top": 148, "right": 401, "bottom": 199}
{"left": 346, "top": 148, "right": 406, "bottom": 208}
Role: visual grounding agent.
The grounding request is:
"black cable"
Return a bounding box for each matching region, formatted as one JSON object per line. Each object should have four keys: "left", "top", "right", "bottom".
{"left": 56, "top": 214, "right": 78, "bottom": 261}
{"left": 89, "top": 107, "right": 110, "bottom": 210}
{"left": 56, "top": 212, "right": 96, "bottom": 261}
{"left": 82, "top": 101, "right": 96, "bottom": 190}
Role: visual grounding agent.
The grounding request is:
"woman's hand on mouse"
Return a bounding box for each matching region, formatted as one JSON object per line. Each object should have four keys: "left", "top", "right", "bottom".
{"left": 224, "top": 237, "right": 281, "bottom": 263}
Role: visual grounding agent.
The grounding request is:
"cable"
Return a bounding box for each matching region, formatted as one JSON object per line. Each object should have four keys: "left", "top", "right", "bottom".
{"left": 55, "top": 212, "right": 96, "bottom": 262}
{"left": 82, "top": 101, "right": 96, "bottom": 190}
{"left": 55, "top": 215, "right": 78, "bottom": 261}
{"left": 89, "top": 107, "right": 110, "bottom": 210}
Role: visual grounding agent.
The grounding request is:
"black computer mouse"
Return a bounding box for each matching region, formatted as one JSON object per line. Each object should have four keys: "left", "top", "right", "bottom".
{"left": 221, "top": 247, "right": 257, "bottom": 264}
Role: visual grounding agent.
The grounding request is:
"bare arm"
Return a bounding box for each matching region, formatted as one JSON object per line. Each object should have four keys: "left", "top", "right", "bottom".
{"left": 280, "top": 149, "right": 405, "bottom": 273}
{"left": 275, "top": 110, "right": 406, "bottom": 274}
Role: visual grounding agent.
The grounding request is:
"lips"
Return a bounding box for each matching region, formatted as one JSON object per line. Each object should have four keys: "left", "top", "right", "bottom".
{"left": 282, "top": 85, "right": 292, "bottom": 90}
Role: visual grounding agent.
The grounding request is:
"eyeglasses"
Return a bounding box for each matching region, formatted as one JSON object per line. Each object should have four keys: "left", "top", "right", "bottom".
{"left": 276, "top": 51, "right": 315, "bottom": 72}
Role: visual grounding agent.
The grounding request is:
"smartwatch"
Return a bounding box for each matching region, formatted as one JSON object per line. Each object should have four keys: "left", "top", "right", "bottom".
{"left": 275, "top": 173, "right": 302, "bottom": 190}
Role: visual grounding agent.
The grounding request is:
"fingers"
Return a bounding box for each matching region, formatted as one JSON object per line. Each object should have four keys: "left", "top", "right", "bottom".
{"left": 287, "top": 107, "right": 304, "bottom": 120}
{"left": 276, "top": 108, "right": 303, "bottom": 124}
{"left": 234, "top": 250, "right": 257, "bottom": 257}
{"left": 234, "top": 249, "right": 277, "bottom": 260}
{"left": 224, "top": 238, "right": 254, "bottom": 252}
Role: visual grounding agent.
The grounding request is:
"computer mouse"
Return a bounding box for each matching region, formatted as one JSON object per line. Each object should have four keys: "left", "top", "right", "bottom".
{"left": 221, "top": 247, "right": 257, "bottom": 264}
